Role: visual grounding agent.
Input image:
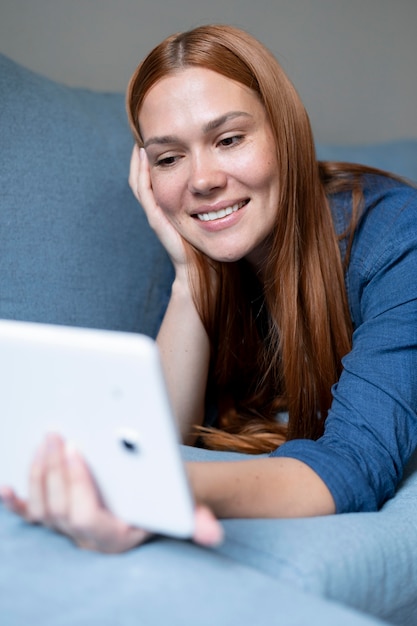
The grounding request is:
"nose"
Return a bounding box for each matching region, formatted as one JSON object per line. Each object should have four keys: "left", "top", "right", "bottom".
{"left": 188, "top": 152, "right": 227, "bottom": 196}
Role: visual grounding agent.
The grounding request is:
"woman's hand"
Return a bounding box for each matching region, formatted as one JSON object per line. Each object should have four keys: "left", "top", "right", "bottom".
{"left": 0, "top": 433, "right": 223, "bottom": 553}
{"left": 0, "top": 434, "right": 149, "bottom": 553}
{"left": 129, "top": 145, "right": 189, "bottom": 275}
{"left": 129, "top": 143, "right": 213, "bottom": 440}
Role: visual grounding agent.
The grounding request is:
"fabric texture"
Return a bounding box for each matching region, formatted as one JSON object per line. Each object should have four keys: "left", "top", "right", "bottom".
{"left": 0, "top": 504, "right": 385, "bottom": 626}
{"left": 271, "top": 176, "right": 417, "bottom": 515}
{"left": 317, "top": 141, "right": 417, "bottom": 183}
{"left": 183, "top": 445, "right": 417, "bottom": 625}
{"left": 0, "top": 53, "right": 173, "bottom": 337}
{"left": 2, "top": 52, "right": 417, "bottom": 625}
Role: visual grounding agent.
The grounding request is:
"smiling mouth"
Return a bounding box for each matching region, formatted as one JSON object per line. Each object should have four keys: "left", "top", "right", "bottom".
{"left": 196, "top": 200, "right": 249, "bottom": 222}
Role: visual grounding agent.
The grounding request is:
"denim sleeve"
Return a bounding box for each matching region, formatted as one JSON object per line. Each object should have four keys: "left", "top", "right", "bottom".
{"left": 271, "top": 183, "right": 417, "bottom": 513}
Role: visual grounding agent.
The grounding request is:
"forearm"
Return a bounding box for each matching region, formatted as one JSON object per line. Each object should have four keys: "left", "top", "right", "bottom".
{"left": 157, "top": 273, "right": 210, "bottom": 444}
{"left": 187, "top": 457, "right": 336, "bottom": 518}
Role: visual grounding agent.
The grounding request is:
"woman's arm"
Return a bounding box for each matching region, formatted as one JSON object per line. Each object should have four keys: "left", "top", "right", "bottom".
{"left": 188, "top": 457, "right": 336, "bottom": 518}
{"left": 130, "top": 146, "right": 210, "bottom": 443}
{"left": 269, "top": 182, "right": 417, "bottom": 515}
{"left": 0, "top": 433, "right": 223, "bottom": 552}
{"left": 156, "top": 276, "right": 210, "bottom": 444}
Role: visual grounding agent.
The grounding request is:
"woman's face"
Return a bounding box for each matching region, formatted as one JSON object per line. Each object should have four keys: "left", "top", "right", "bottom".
{"left": 139, "top": 67, "right": 280, "bottom": 267}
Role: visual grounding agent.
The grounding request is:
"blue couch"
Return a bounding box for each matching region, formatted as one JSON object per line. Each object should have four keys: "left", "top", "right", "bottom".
{"left": 1, "top": 53, "right": 416, "bottom": 626}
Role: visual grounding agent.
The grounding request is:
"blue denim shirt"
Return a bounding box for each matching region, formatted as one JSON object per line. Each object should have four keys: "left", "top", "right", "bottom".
{"left": 271, "top": 174, "right": 417, "bottom": 512}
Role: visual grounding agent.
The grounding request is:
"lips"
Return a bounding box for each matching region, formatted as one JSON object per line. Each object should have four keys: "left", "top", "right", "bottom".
{"left": 194, "top": 199, "right": 249, "bottom": 222}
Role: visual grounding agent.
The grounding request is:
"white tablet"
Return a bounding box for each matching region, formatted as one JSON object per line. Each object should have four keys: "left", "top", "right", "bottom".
{"left": 0, "top": 318, "right": 194, "bottom": 538}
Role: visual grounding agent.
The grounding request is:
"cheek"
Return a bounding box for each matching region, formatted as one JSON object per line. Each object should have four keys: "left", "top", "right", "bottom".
{"left": 151, "top": 172, "right": 181, "bottom": 217}
{"left": 254, "top": 151, "right": 279, "bottom": 195}
{"left": 240, "top": 163, "right": 278, "bottom": 196}
{"left": 229, "top": 145, "right": 277, "bottom": 191}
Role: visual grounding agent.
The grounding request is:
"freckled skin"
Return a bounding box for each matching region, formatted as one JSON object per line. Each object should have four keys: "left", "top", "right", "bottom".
{"left": 139, "top": 68, "right": 280, "bottom": 267}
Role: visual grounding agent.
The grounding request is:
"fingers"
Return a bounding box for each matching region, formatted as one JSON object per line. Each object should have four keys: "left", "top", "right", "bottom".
{"left": 129, "top": 147, "right": 189, "bottom": 270}
{"left": 64, "top": 444, "right": 107, "bottom": 547}
{"left": 128, "top": 144, "right": 153, "bottom": 207}
{"left": 192, "top": 504, "right": 224, "bottom": 547}
{"left": 1, "top": 437, "right": 221, "bottom": 553}
{"left": 63, "top": 446, "right": 151, "bottom": 553}
{"left": 0, "top": 486, "right": 27, "bottom": 517}
{"left": 129, "top": 146, "right": 161, "bottom": 230}
{"left": 1, "top": 434, "right": 70, "bottom": 528}
{"left": 45, "top": 437, "right": 69, "bottom": 524}
{"left": 27, "top": 437, "right": 151, "bottom": 553}
{"left": 128, "top": 144, "right": 141, "bottom": 200}
{"left": 136, "top": 148, "right": 161, "bottom": 229}
{"left": 26, "top": 434, "right": 74, "bottom": 539}
{"left": 26, "top": 439, "right": 48, "bottom": 522}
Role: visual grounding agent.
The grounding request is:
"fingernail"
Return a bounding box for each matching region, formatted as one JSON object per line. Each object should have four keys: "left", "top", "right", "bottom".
{"left": 46, "top": 433, "right": 60, "bottom": 452}
{"left": 208, "top": 523, "right": 224, "bottom": 547}
{"left": 65, "top": 441, "right": 81, "bottom": 467}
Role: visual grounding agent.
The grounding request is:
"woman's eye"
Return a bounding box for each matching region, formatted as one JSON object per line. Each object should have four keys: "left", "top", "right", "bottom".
{"left": 219, "top": 135, "right": 244, "bottom": 147}
{"left": 155, "top": 155, "right": 179, "bottom": 167}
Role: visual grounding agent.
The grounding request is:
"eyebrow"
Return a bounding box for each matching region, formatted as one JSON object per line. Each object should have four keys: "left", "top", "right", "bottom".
{"left": 143, "top": 111, "right": 252, "bottom": 149}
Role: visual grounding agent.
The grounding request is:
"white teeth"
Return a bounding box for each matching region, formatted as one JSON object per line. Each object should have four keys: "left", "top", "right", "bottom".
{"left": 197, "top": 201, "right": 246, "bottom": 222}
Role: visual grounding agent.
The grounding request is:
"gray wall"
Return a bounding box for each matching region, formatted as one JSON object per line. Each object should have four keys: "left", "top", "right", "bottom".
{"left": 0, "top": 0, "right": 416, "bottom": 144}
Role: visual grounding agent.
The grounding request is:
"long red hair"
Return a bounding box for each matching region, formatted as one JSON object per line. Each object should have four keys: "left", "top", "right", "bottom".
{"left": 127, "top": 25, "right": 381, "bottom": 453}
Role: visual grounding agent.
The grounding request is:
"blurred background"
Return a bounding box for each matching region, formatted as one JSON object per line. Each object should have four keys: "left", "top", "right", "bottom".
{"left": 0, "top": 0, "right": 416, "bottom": 144}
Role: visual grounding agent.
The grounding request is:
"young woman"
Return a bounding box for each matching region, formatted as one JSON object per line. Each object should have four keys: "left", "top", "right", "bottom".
{"left": 2, "top": 24, "right": 417, "bottom": 553}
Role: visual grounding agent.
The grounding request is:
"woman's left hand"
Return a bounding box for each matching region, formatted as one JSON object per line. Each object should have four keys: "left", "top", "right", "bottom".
{"left": 0, "top": 434, "right": 222, "bottom": 553}
{"left": 0, "top": 434, "right": 150, "bottom": 552}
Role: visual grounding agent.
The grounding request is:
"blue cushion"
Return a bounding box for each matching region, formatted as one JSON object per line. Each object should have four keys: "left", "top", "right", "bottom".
{"left": 0, "top": 53, "right": 173, "bottom": 336}
{"left": 183, "top": 446, "right": 417, "bottom": 624}
{"left": 317, "top": 140, "right": 417, "bottom": 183}
{"left": 0, "top": 504, "right": 387, "bottom": 626}
{"left": 1, "top": 52, "right": 415, "bottom": 338}
{"left": 1, "top": 53, "right": 416, "bottom": 625}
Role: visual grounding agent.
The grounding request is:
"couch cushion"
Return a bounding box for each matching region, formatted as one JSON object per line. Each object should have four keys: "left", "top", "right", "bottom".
{"left": 183, "top": 445, "right": 417, "bottom": 625}
{"left": 317, "top": 140, "right": 417, "bottom": 183}
{"left": 0, "top": 54, "right": 173, "bottom": 336}
{"left": 1, "top": 52, "right": 415, "bottom": 338}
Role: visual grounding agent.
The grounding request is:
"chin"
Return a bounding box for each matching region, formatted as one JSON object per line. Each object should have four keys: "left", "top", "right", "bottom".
{"left": 204, "top": 249, "right": 247, "bottom": 264}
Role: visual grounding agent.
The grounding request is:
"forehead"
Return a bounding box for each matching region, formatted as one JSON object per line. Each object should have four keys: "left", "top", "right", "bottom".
{"left": 138, "top": 67, "right": 264, "bottom": 137}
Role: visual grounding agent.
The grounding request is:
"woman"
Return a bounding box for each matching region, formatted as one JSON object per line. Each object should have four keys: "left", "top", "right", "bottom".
{"left": 2, "top": 24, "right": 417, "bottom": 553}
